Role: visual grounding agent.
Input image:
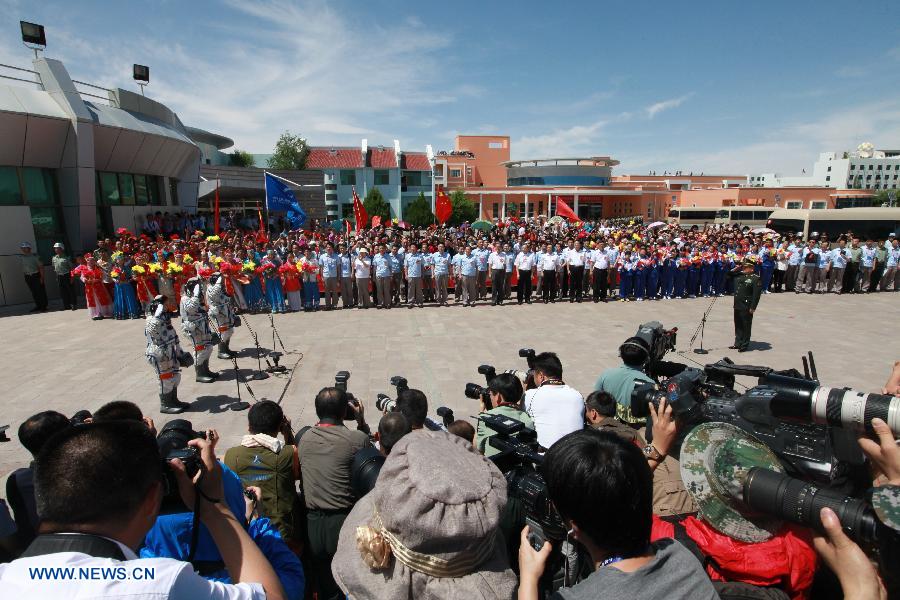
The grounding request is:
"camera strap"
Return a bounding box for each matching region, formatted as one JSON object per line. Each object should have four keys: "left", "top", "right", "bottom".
{"left": 21, "top": 533, "right": 126, "bottom": 560}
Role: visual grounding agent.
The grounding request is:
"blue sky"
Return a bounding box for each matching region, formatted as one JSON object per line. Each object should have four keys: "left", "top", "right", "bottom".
{"left": 2, "top": 0, "right": 899, "bottom": 175}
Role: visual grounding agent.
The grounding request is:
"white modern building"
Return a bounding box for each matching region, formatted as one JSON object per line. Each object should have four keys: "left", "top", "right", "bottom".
{"left": 749, "top": 145, "right": 900, "bottom": 191}
{"left": 0, "top": 53, "right": 229, "bottom": 306}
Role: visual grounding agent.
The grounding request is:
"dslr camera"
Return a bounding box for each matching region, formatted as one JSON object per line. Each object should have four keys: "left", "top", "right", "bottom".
{"left": 375, "top": 375, "right": 408, "bottom": 413}
{"left": 157, "top": 419, "right": 206, "bottom": 512}
{"left": 334, "top": 370, "right": 362, "bottom": 420}
{"left": 464, "top": 350, "right": 536, "bottom": 409}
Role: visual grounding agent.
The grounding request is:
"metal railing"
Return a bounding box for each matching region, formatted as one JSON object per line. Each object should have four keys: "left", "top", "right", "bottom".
{"left": 72, "top": 79, "right": 112, "bottom": 104}
{"left": 0, "top": 62, "right": 42, "bottom": 87}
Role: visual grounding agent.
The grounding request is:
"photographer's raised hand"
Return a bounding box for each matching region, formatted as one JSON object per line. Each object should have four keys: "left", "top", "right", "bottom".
{"left": 812, "top": 507, "right": 886, "bottom": 600}
{"left": 649, "top": 396, "right": 677, "bottom": 458}
{"left": 858, "top": 418, "right": 900, "bottom": 486}
{"left": 168, "top": 430, "right": 224, "bottom": 509}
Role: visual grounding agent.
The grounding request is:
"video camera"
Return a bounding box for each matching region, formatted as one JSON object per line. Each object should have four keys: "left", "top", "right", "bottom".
{"left": 633, "top": 321, "right": 677, "bottom": 365}
{"left": 631, "top": 352, "right": 899, "bottom": 486}
{"left": 374, "top": 375, "right": 408, "bottom": 413}
{"left": 157, "top": 419, "right": 206, "bottom": 512}
{"left": 479, "top": 413, "right": 566, "bottom": 551}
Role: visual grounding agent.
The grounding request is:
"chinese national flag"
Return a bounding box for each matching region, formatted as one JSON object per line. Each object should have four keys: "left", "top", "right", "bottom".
{"left": 371, "top": 215, "right": 382, "bottom": 228}
{"left": 435, "top": 186, "right": 452, "bottom": 225}
{"left": 352, "top": 187, "right": 368, "bottom": 232}
{"left": 554, "top": 196, "right": 579, "bottom": 221}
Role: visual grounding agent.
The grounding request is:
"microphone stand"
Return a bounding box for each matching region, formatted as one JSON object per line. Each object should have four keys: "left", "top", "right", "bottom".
{"left": 690, "top": 295, "right": 718, "bottom": 355}
{"left": 242, "top": 314, "right": 269, "bottom": 380}
{"left": 266, "top": 313, "right": 287, "bottom": 373}
{"left": 229, "top": 357, "right": 251, "bottom": 411}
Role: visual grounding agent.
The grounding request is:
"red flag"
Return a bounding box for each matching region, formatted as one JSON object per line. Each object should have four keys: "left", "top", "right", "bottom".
{"left": 371, "top": 215, "right": 382, "bottom": 228}
{"left": 554, "top": 196, "right": 579, "bottom": 221}
{"left": 435, "top": 186, "right": 452, "bottom": 225}
{"left": 344, "top": 219, "right": 351, "bottom": 237}
{"left": 256, "top": 205, "right": 268, "bottom": 243}
{"left": 213, "top": 178, "right": 220, "bottom": 235}
{"left": 352, "top": 187, "right": 368, "bottom": 232}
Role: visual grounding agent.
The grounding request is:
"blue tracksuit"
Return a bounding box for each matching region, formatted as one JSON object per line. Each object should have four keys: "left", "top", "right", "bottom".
{"left": 661, "top": 258, "right": 675, "bottom": 297}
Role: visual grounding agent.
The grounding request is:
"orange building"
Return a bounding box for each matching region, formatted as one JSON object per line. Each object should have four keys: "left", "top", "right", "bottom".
{"left": 439, "top": 134, "right": 877, "bottom": 221}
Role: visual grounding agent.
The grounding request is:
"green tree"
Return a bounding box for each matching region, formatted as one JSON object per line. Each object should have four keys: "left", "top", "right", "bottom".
{"left": 404, "top": 192, "right": 434, "bottom": 227}
{"left": 873, "top": 190, "right": 897, "bottom": 206}
{"left": 449, "top": 189, "right": 478, "bottom": 225}
{"left": 228, "top": 149, "right": 255, "bottom": 167}
{"left": 266, "top": 131, "right": 310, "bottom": 170}
{"left": 363, "top": 187, "right": 391, "bottom": 223}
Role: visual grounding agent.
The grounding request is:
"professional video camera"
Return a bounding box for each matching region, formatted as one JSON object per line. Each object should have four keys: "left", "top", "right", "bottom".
{"left": 479, "top": 413, "right": 566, "bottom": 550}
{"left": 157, "top": 419, "right": 206, "bottom": 512}
{"left": 631, "top": 353, "right": 899, "bottom": 486}
{"left": 633, "top": 321, "right": 678, "bottom": 365}
{"left": 334, "top": 370, "right": 361, "bottom": 421}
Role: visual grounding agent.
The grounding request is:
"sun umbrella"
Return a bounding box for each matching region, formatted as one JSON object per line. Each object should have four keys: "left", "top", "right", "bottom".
{"left": 547, "top": 216, "right": 565, "bottom": 225}
{"left": 471, "top": 220, "right": 493, "bottom": 231}
{"left": 647, "top": 221, "right": 667, "bottom": 229}
{"left": 752, "top": 227, "right": 776, "bottom": 234}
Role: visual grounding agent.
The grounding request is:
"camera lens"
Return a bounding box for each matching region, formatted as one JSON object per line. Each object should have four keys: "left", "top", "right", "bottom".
{"left": 465, "top": 383, "right": 485, "bottom": 400}
{"left": 629, "top": 381, "right": 658, "bottom": 419}
{"left": 375, "top": 393, "right": 395, "bottom": 413}
{"left": 743, "top": 467, "right": 879, "bottom": 544}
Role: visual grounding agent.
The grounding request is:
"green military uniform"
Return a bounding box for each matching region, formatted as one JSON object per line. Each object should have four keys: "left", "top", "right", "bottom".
{"left": 728, "top": 265, "right": 762, "bottom": 351}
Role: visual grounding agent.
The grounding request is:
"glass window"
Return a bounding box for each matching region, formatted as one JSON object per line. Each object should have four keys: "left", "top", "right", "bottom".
{"left": 450, "top": 169, "right": 462, "bottom": 178}
{"left": 147, "top": 176, "right": 161, "bottom": 205}
{"left": 169, "top": 178, "right": 179, "bottom": 206}
{"left": 98, "top": 172, "right": 120, "bottom": 205}
{"left": 134, "top": 175, "right": 149, "bottom": 206}
{"left": 715, "top": 209, "right": 730, "bottom": 219}
{"left": 118, "top": 174, "right": 135, "bottom": 205}
{"left": 0, "top": 166, "right": 22, "bottom": 205}
{"left": 22, "top": 168, "right": 57, "bottom": 205}
{"left": 374, "top": 170, "right": 390, "bottom": 185}
{"left": 30, "top": 205, "right": 66, "bottom": 260}
{"left": 340, "top": 170, "right": 356, "bottom": 186}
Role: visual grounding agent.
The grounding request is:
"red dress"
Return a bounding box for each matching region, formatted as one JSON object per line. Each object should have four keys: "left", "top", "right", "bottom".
{"left": 76, "top": 266, "right": 112, "bottom": 307}
{"left": 134, "top": 272, "right": 158, "bottom": 303}
{"left": 280, "top": 264, "right": 301, "bottom": 292}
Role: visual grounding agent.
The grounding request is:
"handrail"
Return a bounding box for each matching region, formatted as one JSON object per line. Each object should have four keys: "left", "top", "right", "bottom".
{"left": 0, "top": 74, "right": 41, "bottom": 86}
{"left": 72, "top": 79, "right": 111, "bottom": 92}
{"left": 79, "top": 91, "right": 109, "bottom": 102}
{"left": 0, "top": 62, "right": 38, "bottom": 74}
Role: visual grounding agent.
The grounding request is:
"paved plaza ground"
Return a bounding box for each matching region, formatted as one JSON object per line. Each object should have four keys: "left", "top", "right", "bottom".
{"left": 0, "top": 292, "right": 897, "bottom": 486}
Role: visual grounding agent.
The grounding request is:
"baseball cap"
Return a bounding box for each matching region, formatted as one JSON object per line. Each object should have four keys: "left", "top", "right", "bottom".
{"left": 680, "top": 422, "right": 784, "bottom": 543}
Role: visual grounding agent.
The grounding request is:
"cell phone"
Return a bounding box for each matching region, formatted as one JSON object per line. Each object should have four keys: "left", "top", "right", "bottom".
{"left": 525, "top": 517, "right": 548, "bottom": 551}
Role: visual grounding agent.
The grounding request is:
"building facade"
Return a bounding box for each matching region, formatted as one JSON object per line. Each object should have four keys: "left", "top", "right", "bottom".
{"left": 0, "top": 54, "right": 229, "bottom": 306}
{"left": 750, "top": 147, "right": 900, "bottom": 190}
{"left": 305, "top": 139, "right": 433, "bottom": 220}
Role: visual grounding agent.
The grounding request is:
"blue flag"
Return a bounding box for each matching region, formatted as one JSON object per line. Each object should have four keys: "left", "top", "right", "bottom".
{"left": 265, "top": 172, "right": 307, "bottom": 229}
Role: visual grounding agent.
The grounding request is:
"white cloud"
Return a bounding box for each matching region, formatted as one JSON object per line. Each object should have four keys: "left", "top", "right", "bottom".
{"left": 835, "top": 65, "right": 867, "bottom": 78}
{"left": 513, "top": 120, "right": 608, "bottom": 158}
{"left": 645, "top": 93, "right": 693, "bottom": 119}
{"left": 1, "top": 0, "right": 457, "bottom": 152}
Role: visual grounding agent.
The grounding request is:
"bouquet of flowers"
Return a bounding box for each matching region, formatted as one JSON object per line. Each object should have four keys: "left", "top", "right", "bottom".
{"left": 206, "top": 235, "right": 221, "bottom": 243}
{"left": 183, "top": 254, "right": 194, "bottom": 264}
{"left": 299, "top": 260, "right": 318, "bottom": 274}
{"left": 131, "top": 265, "right": 146, "bottom": 276}
{"left": 242, "top": 261, "right": 257, "bottom": 273}
{"left": 212, "top": 256, "right": 224, "bottom": 264}
{"left": 148, "top": 262, "right": 163, "bottom": 274}
{"left": 116, "top": 227, "right": 131, "bottom": 237}
{"left": 166, "top": 263, "right": 184, "bottom": 276}
{"left": 111, "top": 250, "right": 123, "bottom": 260}
{"left": 110, "top": 268, "right": 125, "bottom": 282}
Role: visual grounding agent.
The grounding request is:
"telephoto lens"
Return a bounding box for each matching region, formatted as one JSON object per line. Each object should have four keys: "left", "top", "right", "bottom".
{"left": 375, "top": 393, "right": 396, "bottom": 413}
{"left": 465, "top": 382, "right": 486, "bottom": 400}
{"left": 762, "top": 373, "right": 900, "bottom": 435}
{"left": 743, "top": 467, "right": 880, "bottom": 545}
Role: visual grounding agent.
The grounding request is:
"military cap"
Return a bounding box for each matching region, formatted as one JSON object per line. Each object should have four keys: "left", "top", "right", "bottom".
{"left": 872, "top": 485, "right": 900, "bottom": 534}
{"left": 680, "top": 422, "right": 784, "bottom": 543}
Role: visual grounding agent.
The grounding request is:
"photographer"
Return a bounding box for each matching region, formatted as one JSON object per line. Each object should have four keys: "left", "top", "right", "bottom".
{"left": 224, "top": 400, "right": 304, "bottom": 553}
{"left": 594, "top": 338, "right": 655, "bottom": 427}
{"left": 518, "top": 429, "right": 718, "bottom": 600}
{"left": 376, "top": 412, "right": 411, "bottom": 456}
{"left": 297, "top": 387, "right": 372, "bottom": 600}
{"left": 476, "top": 373, "right": 534, "bottom": 457}
{"left": 584, "top": 390, "right": 642, "bottom": 446}
{"left": 523, "top": 352, "right": 584, "bottom": 450}
{"left": 0, "top": 420, "right": 286, "bottom": 599}
{"left": 5, "top": 411, "right": 71, "bottom": 552}
{"left": 394, "top": 388, "right": 429, "bottom": 430}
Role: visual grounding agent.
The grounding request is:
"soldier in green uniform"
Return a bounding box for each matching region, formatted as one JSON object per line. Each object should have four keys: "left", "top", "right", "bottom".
{"left": 728, "top": 257, "right": 762, "bottom": 352}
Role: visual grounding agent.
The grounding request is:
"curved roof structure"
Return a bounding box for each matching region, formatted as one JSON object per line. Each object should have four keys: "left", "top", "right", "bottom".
{"left": 502, "top": 156, "right": 620, "bottom": 168}
{"left": 185, "top": 125, "right": 234, "bottom": 150}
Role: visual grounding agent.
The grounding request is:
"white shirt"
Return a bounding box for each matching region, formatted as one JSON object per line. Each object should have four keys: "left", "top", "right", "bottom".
{"left": 566, "top": 249, "right": 584, "bottom": 267}
{"left": 539, "top": 253, "right": 558, "bottom": 271}
{"left": 515, "top": 251, "right": 535, "bottom": 271}
{"left": 591, "top": 249, "right": 610, "bottom": 269}
{"left": 354, "top": 256, "right": 372, "bottom": 278}
{"left": 488, "top": 251, "right": 506, "bottom": 270}
{"left": 524, "top": 384, "right": 585, "bottom": 449}
{"left": 0, "top": 535, "right": 264, "bottom": 599}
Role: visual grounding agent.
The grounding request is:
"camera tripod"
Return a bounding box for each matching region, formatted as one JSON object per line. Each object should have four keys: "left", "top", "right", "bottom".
{"left": 688, "top": 295, "right": 718, "bottom": 354}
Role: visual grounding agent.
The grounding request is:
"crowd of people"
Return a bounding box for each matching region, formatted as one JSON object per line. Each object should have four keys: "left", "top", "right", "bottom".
{"left": 18, "top": 211, "right": 900, "bottom": 318}
{"left": 1, "top": 351, "right": 898, "bottom": 599}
